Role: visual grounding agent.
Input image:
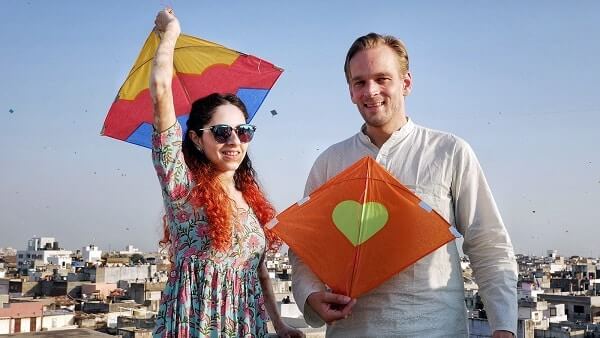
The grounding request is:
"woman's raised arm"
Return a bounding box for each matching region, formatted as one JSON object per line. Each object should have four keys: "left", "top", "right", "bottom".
{"left": 150, "top": 9, "right": 181, "bottom": 132}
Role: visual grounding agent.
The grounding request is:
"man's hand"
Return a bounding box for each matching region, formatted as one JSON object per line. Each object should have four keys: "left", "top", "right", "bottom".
{"left": 492, "top": 330, "right": 515, "bottom": 338}
{"left": 306, "top": 291, "right": 356, "bottom": 324}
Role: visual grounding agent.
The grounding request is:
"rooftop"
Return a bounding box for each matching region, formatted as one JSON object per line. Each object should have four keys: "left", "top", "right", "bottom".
{"left": 1, "top": 328, "right": 112, "bottom": 337}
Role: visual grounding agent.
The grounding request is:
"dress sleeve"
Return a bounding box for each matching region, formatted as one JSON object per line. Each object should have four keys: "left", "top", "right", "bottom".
{"left": 151, "top": 122, "right": 193, "bottom": 220}
{"left": 452, "top": 140, "right": 518, "bottom": 334}
{"left": 290, "top": 156, "right": 328, "bottom": 328}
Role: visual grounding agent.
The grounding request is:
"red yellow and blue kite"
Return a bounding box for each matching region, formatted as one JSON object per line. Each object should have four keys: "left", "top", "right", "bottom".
{"left": 101, "top": 31, "right": 283, "bottom": 148}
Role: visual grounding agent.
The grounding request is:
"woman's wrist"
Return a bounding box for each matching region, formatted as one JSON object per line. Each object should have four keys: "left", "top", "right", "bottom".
{"left": 272, "top": 317, "right": 287, "bottom": 331}
{"left": 164, "top": 22, "right": 181, "bottom": 36}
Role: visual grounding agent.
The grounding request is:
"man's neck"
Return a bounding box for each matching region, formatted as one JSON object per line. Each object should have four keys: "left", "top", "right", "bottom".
{"left": 364, "top": 116, "right": 408, "bottom": 148}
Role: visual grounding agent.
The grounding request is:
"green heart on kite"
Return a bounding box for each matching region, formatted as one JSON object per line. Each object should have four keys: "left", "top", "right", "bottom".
{"left": 332, "top": 200, "right": 389, "bottom": 246}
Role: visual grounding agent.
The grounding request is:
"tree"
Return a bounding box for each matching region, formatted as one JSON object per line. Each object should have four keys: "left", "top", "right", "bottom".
{"left": 130, "top": 253, "right": 146, "bottom": 264}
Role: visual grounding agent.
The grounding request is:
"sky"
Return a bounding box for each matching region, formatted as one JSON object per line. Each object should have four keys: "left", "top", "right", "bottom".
{"left": 0, "top": 1, "right": 598, "bottom": 257}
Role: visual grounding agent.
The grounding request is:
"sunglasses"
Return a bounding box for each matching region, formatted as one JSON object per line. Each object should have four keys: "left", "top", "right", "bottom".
{"left": 197, "top": 124, "right": 257, "bottom": 144}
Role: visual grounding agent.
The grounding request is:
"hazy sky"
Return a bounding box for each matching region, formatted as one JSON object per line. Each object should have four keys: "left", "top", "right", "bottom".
{"left": 1, "top": 1, "right": 598, "bottom": 257}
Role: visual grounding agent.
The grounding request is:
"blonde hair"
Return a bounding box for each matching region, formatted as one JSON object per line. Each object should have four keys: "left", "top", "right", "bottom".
{"left": 344, "top": 33, "right": 409, "bottom": 82}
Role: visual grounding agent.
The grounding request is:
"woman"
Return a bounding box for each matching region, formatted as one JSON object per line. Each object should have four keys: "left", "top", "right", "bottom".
{"left": 150, "top": 8, "right": 303, "bottom": 338}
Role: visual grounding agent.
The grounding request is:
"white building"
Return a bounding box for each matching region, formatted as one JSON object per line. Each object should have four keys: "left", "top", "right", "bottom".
{"left": 544, "top": 303, "right": 568, "bottom": 323}
{"left": 518, "top": 300, "right": 549, "bottom": 330}
{"left": 41, "top": 309, "right": 76, "bottom": 331}
{"left": 16, "top": 237, "right": 72, "bottom": 270}
{"left": 93, "top": 265, "right": 157, "bottom": 283}
{"left": 119, "top": 245, "right": 140, "bottom": 255}
{"left": 47, "top": 254, "right": 72, "bottom": 268}
{"left": 82, "top": 245, "right": 102, "bottom": 264}
{"left": 518, "top": 281, "right": 545, "bottom": 302}
{"left": 549, "top": 262, "right": 566, "bottom": 273}
{"left": 0, "top": 247, "right": 16, "bottom": 256}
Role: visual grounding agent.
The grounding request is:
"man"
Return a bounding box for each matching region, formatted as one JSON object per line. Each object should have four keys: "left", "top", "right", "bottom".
{"left": 290, "top": 33, "right": 518, "bottom": 337}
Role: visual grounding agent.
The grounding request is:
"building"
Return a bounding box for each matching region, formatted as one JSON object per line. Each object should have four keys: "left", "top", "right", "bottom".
{"left": 41, "top": 309, "right": 76, "bottom": 331}
{"left": 0, "top": 248, "right": 17, "bottom": 257}
{"left": 119, "top": 245, "right": 141, "bottom": 256}
{"left": 519, "top": 281, "right": 545, "bottom": 302}
{"left": 93, "top": 265, "right": 158, "bottom": 284}
{"left": 16, "top": 237, "right": 72, "bottom": 272}
{"left": 81, "top": 283, "right": 118, "bottom": 301}
{"left": 468, "top": 317, "right": 535, "bottom": 338}
{"left": 0, "top": 279, "right": 9, "bottom": 306}
{"left": 545, "top": 303, "right": 568, "bottom": 323}
{"left": 518, "top": 300, "right": 549, "bottom": 330}
{"left": 0, "top": 301, "right": 43, "bottom": 334}
{"left": 128, "top": 282, "right": 164, "bottom": 312}
{"left": 538, "top": 294, "right": 600, "bottom": 324}
{"left": 117, "top": 327, "right": 153, "bottom": 338}
{"left": 82, "top": 245, "right": 103, "bottom": 264}
{"left": 0, "top": 328, "right": 114, "bottom": 337}
{"left": 535, "top": 322, "right": 588, "bottom": 338}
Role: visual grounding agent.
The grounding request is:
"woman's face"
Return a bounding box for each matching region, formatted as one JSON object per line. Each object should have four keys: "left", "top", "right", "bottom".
{"left": 192, "top": 104, "right": 249, "bottom": 174}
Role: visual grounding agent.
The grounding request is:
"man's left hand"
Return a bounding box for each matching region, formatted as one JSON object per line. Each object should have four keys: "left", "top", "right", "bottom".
{"left": 492, "top": 330, "right": 514, "bottom": 338}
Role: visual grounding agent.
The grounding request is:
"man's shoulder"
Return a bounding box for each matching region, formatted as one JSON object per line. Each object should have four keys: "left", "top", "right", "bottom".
{"left": 413, "top": 122, "right": 472, "bottom": 151}
{"left": 314, "top": 133, "right": 361, "bottom": 163}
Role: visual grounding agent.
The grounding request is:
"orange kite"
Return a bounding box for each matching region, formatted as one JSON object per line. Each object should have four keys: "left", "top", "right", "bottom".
{"left": 267, "top": 157, "right": 459, "bottom": 298}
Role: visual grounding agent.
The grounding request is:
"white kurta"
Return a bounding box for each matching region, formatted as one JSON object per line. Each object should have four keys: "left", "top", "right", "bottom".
{"left": 290, "top": 119, "right": 518, "bottom": 337}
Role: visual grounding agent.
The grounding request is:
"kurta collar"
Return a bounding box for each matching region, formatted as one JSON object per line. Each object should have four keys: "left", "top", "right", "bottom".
{"left": 358, "top": 117, "right": 416, "bottom": 149}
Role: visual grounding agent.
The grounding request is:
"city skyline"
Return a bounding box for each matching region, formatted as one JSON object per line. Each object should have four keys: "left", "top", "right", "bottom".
{"left": 0, "top": 235, "right": 596, "bottom": 261}
{"left": 1, "top": 1, "right": 599, "bottom": 257}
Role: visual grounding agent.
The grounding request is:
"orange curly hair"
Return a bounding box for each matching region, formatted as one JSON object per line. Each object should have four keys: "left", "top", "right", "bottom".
{"left": 189, "top": 166, "right": 281, "bottom": 252}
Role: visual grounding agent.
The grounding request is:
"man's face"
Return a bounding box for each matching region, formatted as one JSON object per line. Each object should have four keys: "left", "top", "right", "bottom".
{"left": 348, "top": 45, "right": 411, "bottom": 129}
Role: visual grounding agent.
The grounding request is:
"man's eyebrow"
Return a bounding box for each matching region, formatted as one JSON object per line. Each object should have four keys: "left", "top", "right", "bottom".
{"left": 351, "top": 72, "right": 393, "bottom": 82}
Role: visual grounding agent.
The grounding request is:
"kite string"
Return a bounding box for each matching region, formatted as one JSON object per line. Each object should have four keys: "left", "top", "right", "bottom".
{"left": 159, "top": 0, "right": 174, "bottom": 10}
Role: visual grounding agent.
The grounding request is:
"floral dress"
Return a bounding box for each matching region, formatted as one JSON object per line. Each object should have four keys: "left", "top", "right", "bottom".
{"left": 151, "top": 123, "right": 270, "bottom": 337}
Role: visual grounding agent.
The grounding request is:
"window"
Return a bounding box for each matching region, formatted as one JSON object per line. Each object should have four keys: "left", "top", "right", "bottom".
{"left": 574, "top": 305, "right": 585, "bottom": 314}
{"left": 550, "top": 308, "right": 557, "bottom": 316}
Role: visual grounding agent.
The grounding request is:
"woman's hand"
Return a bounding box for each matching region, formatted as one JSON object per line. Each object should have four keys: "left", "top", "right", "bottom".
{"left": 274, "top": 321, "right": 305, "bottom": 338}
{"left": 154, "top": 8, "right": 181, "bottom": 36}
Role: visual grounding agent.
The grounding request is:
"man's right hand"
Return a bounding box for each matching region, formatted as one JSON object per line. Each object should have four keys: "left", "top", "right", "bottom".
{"left": 306, "top": 291, "right": 356, "bottom": 324}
